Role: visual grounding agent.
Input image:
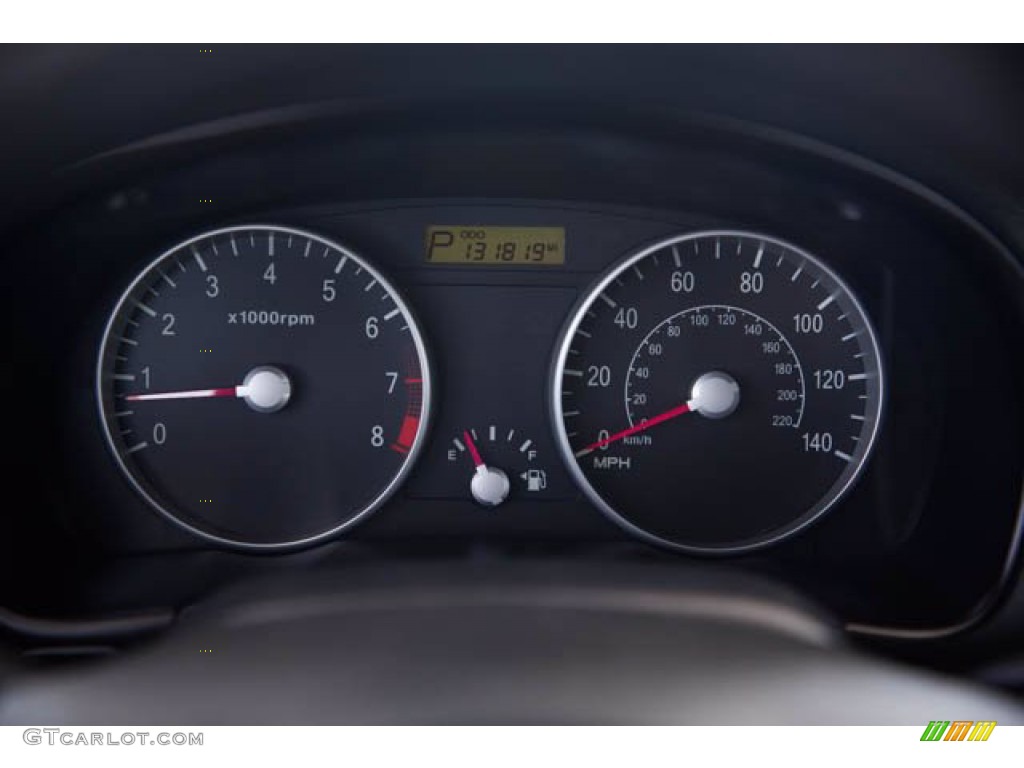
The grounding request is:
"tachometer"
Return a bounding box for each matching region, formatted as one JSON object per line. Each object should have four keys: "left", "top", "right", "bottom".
{"left": 552, "top": 231, "right": 883, "bottom": 554}
{"left": 97, "top": 224, "right": 432, "bottom": 550}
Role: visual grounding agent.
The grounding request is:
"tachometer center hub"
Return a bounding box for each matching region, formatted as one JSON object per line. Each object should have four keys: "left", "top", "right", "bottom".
{"left": 241, "top": 365, "right": 292, "bottom": 413}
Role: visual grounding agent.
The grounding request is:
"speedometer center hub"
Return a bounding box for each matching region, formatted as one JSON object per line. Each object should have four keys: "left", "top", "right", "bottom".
{"left": 690, "top": 371, "right": 740, "bottom": 419}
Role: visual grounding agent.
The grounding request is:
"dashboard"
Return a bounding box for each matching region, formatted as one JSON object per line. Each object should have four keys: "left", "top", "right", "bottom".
{"left": 1, "top": 45, "right": 1023, "bottom": 722}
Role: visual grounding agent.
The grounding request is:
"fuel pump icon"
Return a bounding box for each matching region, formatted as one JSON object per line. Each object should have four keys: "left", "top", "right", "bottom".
{"left": 521, "top": 469, "right": 547, "bottom": 492}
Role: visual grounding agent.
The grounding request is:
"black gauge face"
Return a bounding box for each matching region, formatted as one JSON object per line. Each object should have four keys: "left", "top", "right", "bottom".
{"left": 97, "top": 225, "right": 432, "bottom": 550}
{"left": 552, "top": 231, "right": 884, "bottom": 554}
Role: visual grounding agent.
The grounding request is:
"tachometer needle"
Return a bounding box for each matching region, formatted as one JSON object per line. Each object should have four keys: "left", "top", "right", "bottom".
{"left": 122, "top": 366, "right": 293, "bottom": 413}
{"left": 576, "top": 400, "right": 696, "bottom": 457}
{"left": 125, "top": 387, "right": 239, "bottom": 402}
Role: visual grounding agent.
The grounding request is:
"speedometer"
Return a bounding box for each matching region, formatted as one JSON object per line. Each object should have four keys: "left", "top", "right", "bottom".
{"left": 552, "top": 231, "right": 884, "bottom": 554}
{"left": 97, "top": 224, "right": 431, "bottom": 550}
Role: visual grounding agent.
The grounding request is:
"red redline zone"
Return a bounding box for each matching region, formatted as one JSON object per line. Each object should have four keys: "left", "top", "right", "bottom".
{"left": 390, "top": 415, "right": 420, "bottom": 455}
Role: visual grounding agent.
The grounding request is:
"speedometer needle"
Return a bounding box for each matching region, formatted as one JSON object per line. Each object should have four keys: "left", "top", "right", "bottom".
{"left": 576, "top": 400, "right": 696, "bottom": 457}
{"left": 575, "top": 370, "right": 742, "bottom": 457}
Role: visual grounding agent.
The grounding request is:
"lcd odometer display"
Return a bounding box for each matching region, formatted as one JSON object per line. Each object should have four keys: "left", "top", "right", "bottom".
{"left": 427, "top": 226, "right": 565, "bottom": 265}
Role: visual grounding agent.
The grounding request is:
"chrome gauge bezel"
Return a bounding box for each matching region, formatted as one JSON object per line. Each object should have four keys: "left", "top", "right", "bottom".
{"left": 96, "top": 224, "right": 434, "bottom": 552}
{"left": 550, "top": 229, "right": 885, "bottom": 556}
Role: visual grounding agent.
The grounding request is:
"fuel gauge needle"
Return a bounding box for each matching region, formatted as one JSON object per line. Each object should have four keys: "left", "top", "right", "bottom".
{"left": 463, "top": 430, "right": 488, "bottom": 472}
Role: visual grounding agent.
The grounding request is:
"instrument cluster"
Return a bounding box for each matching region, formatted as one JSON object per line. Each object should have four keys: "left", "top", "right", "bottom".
{"left": 1, "top": 106, "right": 1021, "bottom": 636}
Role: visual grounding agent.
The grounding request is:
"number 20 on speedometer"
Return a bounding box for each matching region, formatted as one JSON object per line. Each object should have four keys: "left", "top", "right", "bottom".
{"left": 551, "top": 231, "right": 884, "bottom": 554}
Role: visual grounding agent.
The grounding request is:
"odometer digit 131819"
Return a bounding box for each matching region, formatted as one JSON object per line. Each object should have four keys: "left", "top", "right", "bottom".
{"left": 97, "top": 224, "right": 431, "bottom": 550}
{"left": 552, "top": 231, "right": 884, "bottom": 554}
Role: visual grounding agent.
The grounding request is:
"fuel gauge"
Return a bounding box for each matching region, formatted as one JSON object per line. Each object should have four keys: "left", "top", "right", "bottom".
{"left": 448, "top": 426, "right": 550, "bottom": 507}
